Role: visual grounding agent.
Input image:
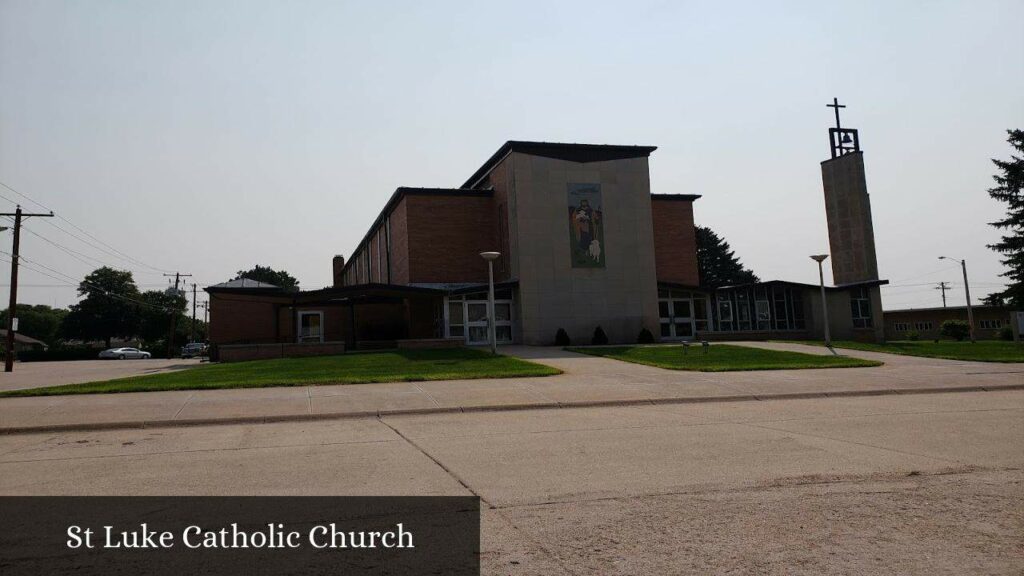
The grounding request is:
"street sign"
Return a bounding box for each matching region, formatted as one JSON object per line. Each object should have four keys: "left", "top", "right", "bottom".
{"left": 11, "top": 318, "right": 17, "bottom": 332}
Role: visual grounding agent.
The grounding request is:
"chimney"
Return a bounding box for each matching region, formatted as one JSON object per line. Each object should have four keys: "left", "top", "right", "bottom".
{"left": 332, "top": 255, "right": 345, "bottom": 287}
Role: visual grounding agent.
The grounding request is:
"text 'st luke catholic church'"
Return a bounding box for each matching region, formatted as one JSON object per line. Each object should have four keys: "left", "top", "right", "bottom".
{"left": 207, "top": 108, "right": 887, "bottom": 358}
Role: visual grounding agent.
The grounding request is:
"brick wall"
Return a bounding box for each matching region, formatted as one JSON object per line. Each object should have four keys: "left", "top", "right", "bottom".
{"left": 209, "top": 293, "right": 292, "bottom": 345}
{"left": 651, "top": 198, "right": 700, "bottom": 286}
{"left": 884, "top": 306, "right": 1012, "bottom": 340}
{"left": 405, "top": 194, "right": 496, "bottom": 284}
{"left": 388, "top": 200, "right": 410, "bottom": 285}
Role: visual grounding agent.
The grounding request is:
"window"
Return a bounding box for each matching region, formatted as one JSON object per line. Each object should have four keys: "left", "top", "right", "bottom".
{"left": 298, "top": 311, "right": 324, "bottom": 343}
{"left": 980, "top": 319, "right": 1002, "bottom": 329}
{"left": 718, "top": 300, "right": 733, "bottom": 323}
{"left": 914, "top": 321, "right": 933, "bottom": 331}
{"left": 893, "top": 322, "right": 911, "bottom": 332}
{"left": 447, "top": 300, "right": 465, "bottom": 337}
{"left": 694, "top": 298, "right": 710, "bottom": 332}
{"left": 850, "top": 288, "right": 873, "bottom": 328}
{"left": 772, "top": 287, "right": 789, "bottom": 330}
{"left": 755, "top": 301, "right": 770, "bottom": 322}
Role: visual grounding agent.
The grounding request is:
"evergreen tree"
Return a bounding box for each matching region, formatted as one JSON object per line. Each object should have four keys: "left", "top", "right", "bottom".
{"left": 695, "top": 226, "right": 759, "bottom": 289}
{"left": 985, "top": 129, "right": 1024, "bottom": 308}
{"left": 234, "top": 265, "right": 299, "bottom": 290}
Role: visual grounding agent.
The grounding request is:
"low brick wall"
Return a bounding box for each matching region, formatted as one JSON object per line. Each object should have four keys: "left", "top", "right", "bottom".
{"left": 218, "top": 341, "right": 346, "bottom": 363}
{"left": 397, "top": 338, "right": 464, "bottom": 349}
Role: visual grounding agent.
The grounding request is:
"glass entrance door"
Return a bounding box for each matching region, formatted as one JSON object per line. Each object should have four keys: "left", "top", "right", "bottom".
{"left": 465, "top": 303, "right": 490, "bottom": 344}
{"left": 659, "top": 297, "right": 695, "bottom": 340}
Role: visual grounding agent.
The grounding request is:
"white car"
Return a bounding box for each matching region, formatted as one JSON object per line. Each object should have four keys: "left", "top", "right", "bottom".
{"left": 98, "top": 347, "right": 152, "bottom": 360}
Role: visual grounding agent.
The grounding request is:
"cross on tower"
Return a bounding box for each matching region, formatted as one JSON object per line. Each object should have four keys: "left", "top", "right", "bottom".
{"left": 827, "top": 97, "right": 845, "bottom": 132}
{"left": 826, "top": 97, "right": 859, "bottom": 159}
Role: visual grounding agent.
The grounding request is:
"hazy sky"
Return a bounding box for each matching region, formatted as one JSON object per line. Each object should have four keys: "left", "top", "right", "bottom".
{"left": 1, "top": 0, "right": 1022, "bottom": 311}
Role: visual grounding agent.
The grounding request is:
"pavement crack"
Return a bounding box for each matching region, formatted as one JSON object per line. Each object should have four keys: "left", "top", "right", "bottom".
{"left": 171, "top": 393, "right": 195, "bottom": 421}
{"left": 378, "top": 416, "right": 491, "bottom": 507}
{"left": 736, "top": 420, "right": 960, "bottom": 466}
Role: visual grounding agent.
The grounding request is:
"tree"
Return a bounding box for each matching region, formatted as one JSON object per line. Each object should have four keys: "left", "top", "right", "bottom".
{"left": 695, "top": 226, "right": 759, "bottom": 289}
{"left": 0, "top": 304, "right": 67, "bottom": 346}
{"left": 136, "top": 290, "right": 188, "bottom": 344}
{"left": 940, "top": 319, "right": 970, "bottom": 342}
{"left": 234, "top": 265, "right": 299, "bottom": 290}
{"left": 60, "top": 267, "right": 140, "bottom": 348}
{"left": 985, "top": 129, "right": 1024, "bottom": 308}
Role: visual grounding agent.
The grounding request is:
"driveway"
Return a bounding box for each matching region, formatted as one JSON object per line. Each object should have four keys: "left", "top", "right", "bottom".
{"left": 0, "top": 358, "right": 203, "bottom": 392}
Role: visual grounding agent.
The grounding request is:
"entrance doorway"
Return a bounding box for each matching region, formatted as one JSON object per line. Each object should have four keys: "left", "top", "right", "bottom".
{"left": 659, "top": 295, "right": 695, "bottom": 340}
{"left": 445, "top": 291, "right": 515, "bottom": 345}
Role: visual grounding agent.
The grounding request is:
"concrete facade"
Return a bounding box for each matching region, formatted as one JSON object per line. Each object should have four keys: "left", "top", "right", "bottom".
{"left": 821, "top": 152, "right": 880, "bottom": 285}
{"left": 504, "top": 153, "right": 661, "bottom": 345}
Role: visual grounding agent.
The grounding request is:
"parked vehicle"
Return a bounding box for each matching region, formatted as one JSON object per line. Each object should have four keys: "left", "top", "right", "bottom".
{"left": 98, "top": 347, "right": 151, "bottom": 360}
{"left": 181, "top": 342, "right": 208, "bottom": 358}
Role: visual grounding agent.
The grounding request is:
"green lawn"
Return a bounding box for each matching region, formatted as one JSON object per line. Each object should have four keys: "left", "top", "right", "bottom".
{"left": 0, "top": 348, "right": 561, "bottom": 397}
{"left": 567, "top": 344, "right": 882, "bottom": 371}
{"left": 783, "top": 340, "right": 1024, "bottom": 363}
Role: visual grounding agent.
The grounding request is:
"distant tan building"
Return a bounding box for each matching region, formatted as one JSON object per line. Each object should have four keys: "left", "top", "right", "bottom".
{"left": 884, "top": 305, "right": 1013, "bottom": 340}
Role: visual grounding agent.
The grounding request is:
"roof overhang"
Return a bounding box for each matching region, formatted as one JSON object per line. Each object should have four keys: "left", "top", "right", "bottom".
{"left": 462, "top": 141, "right": 658, "bottom": 189}
{"left": 651, "top": 194, "right": 702, "bottom": 202}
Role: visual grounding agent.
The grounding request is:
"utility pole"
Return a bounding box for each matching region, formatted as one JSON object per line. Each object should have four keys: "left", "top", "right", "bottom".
{"left": 190, "top": 283, "right": 197, "bottom": 344}
{"left": 162, "top": 272, "right": 192, "bottom": 358}
{"left": 935, "top": 281, "right": 950, "bottom": 308}
{"left": 939, "top": 256, "right": 975, "bottom": 343}
{"left": 2, "top": 206, "right": 54, "bottom": 372}
{"left": 198, "top": 301, "right": 209, "bottom": 340}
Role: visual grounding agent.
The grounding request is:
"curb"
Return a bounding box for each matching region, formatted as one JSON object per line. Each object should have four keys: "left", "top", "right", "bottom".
{"left": 2, "top": 383, "right": 1022, "bottom": 436}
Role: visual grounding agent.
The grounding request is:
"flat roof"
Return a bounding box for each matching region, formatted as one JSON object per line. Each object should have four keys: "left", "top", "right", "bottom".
{"left": 339, "top": 187, "right": 494, "bottom": 278}
{"left": 461, "top": 140, "right": 658, "bottom": 189}
{"left": 884, "top": 304, "right": 1005, "bottom": 314}
{"left": 651, "top": 193, "right": 702, "bottom": 201}
{"left": 717, "top": 279, "right": 889, "bottom": 291}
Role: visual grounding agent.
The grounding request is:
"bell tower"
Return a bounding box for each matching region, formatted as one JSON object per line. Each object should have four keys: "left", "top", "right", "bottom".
{"left": 820, "top": 98, "right": 880, "bottom": 285}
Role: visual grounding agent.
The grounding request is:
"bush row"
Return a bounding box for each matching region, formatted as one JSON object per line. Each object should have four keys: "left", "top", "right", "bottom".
{"left": 554, "top": 326, "right": 657, "bottom": 346}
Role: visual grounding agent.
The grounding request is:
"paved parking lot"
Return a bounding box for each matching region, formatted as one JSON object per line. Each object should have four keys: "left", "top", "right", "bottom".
{"left": 0, "top": 358, "right": 202, "bottom": 392}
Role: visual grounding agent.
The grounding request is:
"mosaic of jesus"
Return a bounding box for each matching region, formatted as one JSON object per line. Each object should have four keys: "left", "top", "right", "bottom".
{"left": 567, "top": 183, "right": 606, "bottom": 268}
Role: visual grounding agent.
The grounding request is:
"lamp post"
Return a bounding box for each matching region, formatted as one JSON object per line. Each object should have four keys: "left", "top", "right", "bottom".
{"left": 939, "top": 256, "right": 975, "bottom": 343}
{"left": 479, "top": 251, "right": 501, "bottom": 354}
{"left": 810, "top": 254, "right": 832, "bottom": 348}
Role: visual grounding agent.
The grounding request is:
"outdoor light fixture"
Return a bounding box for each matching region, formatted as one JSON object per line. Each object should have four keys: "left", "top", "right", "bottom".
{"left": 939, "top": 256, "right": 976, "bottom": 342}
{"left": 479, "top": 252, "right": 501, "bottom": 354}
{"left": 809, "top": 254, "right": 833, "bottom": 349}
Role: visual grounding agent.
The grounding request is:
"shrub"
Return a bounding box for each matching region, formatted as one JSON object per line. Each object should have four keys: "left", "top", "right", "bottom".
{"left": 940, "top": 319, "right": 971, "bottom": 342}
{"left": 592, "top": 326, "right": 609, "bottom": 345}
{"left": 997, "top": 325, "right": 1014, "bottom": 341}
{"left": 16, "top": 346, "right": 100, "bottom": 362}
{"left": 905, "top": 330, "right": 920, "bottom": 341}
{"left": 554, "top": 328, "right": 571, "bottom": 346}
{"left": 637, "top": 328, "right": 655, "bottom": 344}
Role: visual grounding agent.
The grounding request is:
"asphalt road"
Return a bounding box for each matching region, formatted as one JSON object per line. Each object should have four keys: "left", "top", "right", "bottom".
{"left": 1, "top": 390, "right": 1021, "bottom": 575}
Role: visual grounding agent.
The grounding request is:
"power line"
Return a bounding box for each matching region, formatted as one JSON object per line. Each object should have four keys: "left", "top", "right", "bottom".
{"left": 0, "top": 179, "right": 177, "bottom": 274}
{"left": 0, "top": 252, "right": 178, "bottom": 313}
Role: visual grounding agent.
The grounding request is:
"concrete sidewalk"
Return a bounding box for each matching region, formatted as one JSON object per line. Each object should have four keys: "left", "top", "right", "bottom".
{"left": 0, "top": 342, "right": 1021, "bottom": 433}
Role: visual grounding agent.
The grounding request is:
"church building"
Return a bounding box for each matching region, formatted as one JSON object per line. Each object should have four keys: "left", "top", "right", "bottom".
{"left": 208, "top": 120, "right": 887, "bottom": 359}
